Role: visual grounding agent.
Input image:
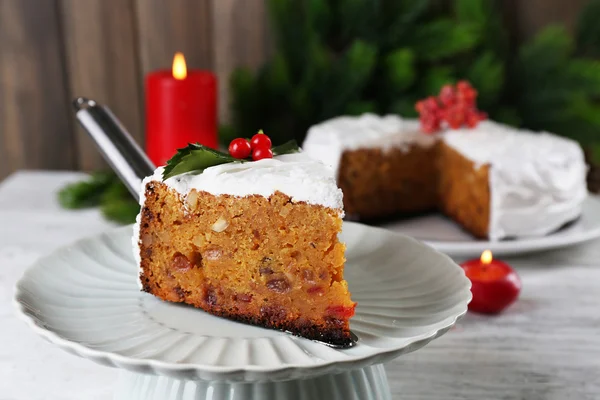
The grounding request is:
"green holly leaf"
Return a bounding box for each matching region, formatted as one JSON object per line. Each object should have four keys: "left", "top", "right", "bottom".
{"left": 272, "top": 140, "right": 300, "bottom": 155}
{"left": 162, "top": 144, "right": 239, "bottom": 180}
{"left": 163, "top": 140, "right": 301, "bottom": 180}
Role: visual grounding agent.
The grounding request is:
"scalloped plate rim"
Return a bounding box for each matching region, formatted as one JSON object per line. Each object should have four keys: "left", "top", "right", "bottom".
{"left": 13, "top": 222, "right": 471, "bottom": 379}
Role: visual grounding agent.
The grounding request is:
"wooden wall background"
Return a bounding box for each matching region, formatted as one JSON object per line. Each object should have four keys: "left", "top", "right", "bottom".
{"left": 0, "top": 0, "right": 588, "bottom": 180}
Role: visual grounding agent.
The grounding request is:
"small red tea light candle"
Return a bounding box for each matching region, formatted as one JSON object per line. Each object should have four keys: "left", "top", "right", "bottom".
{"left": 145, "top": 52, "right": 217, "bottom": 166}
{"left": 460, "top": 250, "right": 521, "bottom": 314}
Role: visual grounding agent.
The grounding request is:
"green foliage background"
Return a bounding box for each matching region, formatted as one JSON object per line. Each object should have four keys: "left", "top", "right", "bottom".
{"left": 61, "top": 0, "right": 600, "bottom": 223}
{"left": 225, "top": 0, "right": 600, "bottom": 153}
{"left": 58, "top": 171, "right": 139, "bottom": 224}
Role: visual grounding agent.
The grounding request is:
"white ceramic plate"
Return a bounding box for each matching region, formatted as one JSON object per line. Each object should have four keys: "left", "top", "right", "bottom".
{"left": 14, "top": 222, "right": 470, "bottom": 382}
{"left": 379, "top": 196, "right": 600, "bottom": 258}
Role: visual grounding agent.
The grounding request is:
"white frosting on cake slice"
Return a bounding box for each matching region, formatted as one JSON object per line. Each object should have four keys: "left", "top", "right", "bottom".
{"left": 303, "top": 113, "right": 436, "bottom": 174}
{"left": 151, "top": 152, "right": 343, "bottom": 210}
{"left": 444, "top": 120, "right": 588, "bottom": 240}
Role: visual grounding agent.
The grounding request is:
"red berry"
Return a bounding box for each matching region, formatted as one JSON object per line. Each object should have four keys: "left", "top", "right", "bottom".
{"left": 457, "top": 88, "right": 477, "bottom": 107}
{"left": 250, "top": 131, "right": 272, "bottom": 150}
{"left": 460, "top": 255, "right": 521, "bottom": 314}
{"left": 424, "top": 96, "right": 440, "bottom": 112}
{"left": 465, "top": 109, "right": 487, "bottom": 128}
{"left": 456, "top": 80, "right": 473, "bottom": 93}
{"left": 439, "top": 84, "right": 456, "bottom": 106}
{"left": 466, "top": 109, "right": 480, "bottom": 128}
{"left": 416, "top": 80, "right": 485, "bottom": 132}
{"left": 228, "top": 138, "right": 252, "bottom": 159}
{"left": 252, "top": 146, "right": 273, "bottom": 161}
{"left": 445, "top": 105, "right": 466, "bottom": 129}
{"left": 420, "top": 115, "right": 441, "bottom": 134}
{"left": 435, "top": 106, "right": 447, "bottom": 122}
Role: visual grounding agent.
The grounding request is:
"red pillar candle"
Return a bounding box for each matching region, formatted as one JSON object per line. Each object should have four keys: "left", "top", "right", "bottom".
{"left": 145, "top": 52, "right": 217, "bottom": 166}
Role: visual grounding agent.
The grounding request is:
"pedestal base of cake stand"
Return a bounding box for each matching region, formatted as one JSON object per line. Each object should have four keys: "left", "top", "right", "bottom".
{"left": 113, "top": 363, "right": 391, "bottom": 400}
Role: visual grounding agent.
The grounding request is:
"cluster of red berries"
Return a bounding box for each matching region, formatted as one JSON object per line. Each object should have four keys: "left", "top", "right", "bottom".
{"left": 228, "top": 130, "right": 273, "bottom": 161}
{"left": 416, "top": 81, "right": 487, "bottom": 133}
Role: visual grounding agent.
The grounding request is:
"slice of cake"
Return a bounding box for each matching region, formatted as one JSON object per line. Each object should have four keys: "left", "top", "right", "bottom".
{"left": 133, "top": 151, "right": 356, "bottom": 347}
{"left": 303, "top": 115, "right": 587, "bottom": 240}
{"left": 303, "top": 114, "right": 438, "bottom": 219}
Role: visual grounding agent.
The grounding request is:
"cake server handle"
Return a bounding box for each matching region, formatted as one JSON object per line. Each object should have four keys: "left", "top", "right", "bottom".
{"left": 72, "top": 97, "right": 155, "bottom": 202}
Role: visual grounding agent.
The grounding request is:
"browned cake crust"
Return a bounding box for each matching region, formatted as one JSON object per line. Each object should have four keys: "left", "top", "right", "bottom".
{"left": 138, "top": 182, "right": 356, "bottom": 346}
{"left": 337, "top": 145, "right": 439, "bottom": 219}
{"left": 437, "top": 141, "right": 491, "bottom": 238}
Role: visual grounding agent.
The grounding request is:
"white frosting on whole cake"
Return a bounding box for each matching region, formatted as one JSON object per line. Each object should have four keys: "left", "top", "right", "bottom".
{"left": 133, "top": 152, "right": 343, "bottom": 286}
{"left": 444, "top": 120, "right": 588, "bottom": 240}
{"left": 302, "top": 113, "right": 588, "bottom": 241}
{"left": 303, "top": 113, "right": 436, "bottom": 174}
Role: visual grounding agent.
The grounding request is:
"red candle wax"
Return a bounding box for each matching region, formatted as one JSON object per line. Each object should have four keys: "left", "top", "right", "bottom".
{"left": 145, "top": 52, "right": 217, "bottom": 166}
{"left": 460, "top": 250, "right": 521, "bottom": 314}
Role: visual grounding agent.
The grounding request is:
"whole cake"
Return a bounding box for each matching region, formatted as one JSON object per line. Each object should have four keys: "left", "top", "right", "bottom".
{"left": 133, "top": 144, "right": 357, "bottom": 347}
{"left": 303, "top": 115, "right": 588, "bottom": 240}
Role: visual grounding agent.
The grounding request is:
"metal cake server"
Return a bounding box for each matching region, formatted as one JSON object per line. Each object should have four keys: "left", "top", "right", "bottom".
{"left": 72, "top": 97, "right": 155, "bottom": 202}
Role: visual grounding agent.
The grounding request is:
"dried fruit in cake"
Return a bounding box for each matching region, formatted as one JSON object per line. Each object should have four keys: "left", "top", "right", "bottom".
{"left": 134, "top": 133, "right": 357, "bottom": 347}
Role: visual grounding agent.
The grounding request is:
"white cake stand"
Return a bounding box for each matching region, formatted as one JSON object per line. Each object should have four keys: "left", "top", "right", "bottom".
{"left": 14, "top": 222, "right": 471, "bottom": 400}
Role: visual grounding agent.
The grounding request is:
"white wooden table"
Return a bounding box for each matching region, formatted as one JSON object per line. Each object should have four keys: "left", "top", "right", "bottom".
{"left": 2, "top": 171, "right": 600, "bottom": 400}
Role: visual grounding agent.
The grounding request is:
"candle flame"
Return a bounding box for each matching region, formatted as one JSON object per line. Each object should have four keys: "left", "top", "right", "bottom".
{"left": 172, "top": 52, "right": 187, "bottom": 80}
{"left": 481, "top": 250, "right": 493, "bottom": 264}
